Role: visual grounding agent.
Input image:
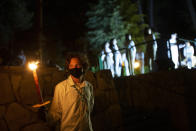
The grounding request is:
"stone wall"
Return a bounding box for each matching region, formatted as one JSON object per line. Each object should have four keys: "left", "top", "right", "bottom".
{"left": 115, "top": 69, "right": 196, "bottom": 131}
{"left": 0, "top": 66, "right": 196, "bottom": 131}
{"left": 85, "top": 70, "right": 123, "bottom": 131}
{"left": 0, "top": 66, "right": 65, "bottom": 131}
{"left": 0, "top": 67, "right": 123, "bottom": 131}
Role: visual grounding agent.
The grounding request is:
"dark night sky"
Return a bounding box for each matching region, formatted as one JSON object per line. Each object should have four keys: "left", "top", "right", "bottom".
{"left": 16, "top": 0, "right": 196, "bottom": 53}
{"left": 40, "top": 0, "right": 196, "bottom": 41}
{"left": 15, "top": 0, "right": 95, "bottom": 52}
{"left": 42, "top": 0, "right": 94, "bottom": 40}
{"left": 143, "top": 0, "right": 196, "bottom": 39}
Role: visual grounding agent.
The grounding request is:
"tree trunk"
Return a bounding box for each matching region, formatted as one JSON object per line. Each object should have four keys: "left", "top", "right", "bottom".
{"left": 137, "top": 0, "right": 144, "bottom": 24}
{"left": 187, "top": 0, "right": 196, "bottom": 31}
{"left": 149, "top": 0, "right": 154, "bottom": 28}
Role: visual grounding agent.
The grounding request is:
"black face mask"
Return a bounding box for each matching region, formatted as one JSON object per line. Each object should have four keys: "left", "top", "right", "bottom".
{"left": 69, "top": 68, "right": 83, "bottom": 78}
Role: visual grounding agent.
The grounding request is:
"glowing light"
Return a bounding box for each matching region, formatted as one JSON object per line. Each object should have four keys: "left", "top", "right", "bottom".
{"left": 28, "top": 61, "right": 39, "bottom": 70}
{"left": 134, "top": 61, "right": 140, "bottom": 69}
{"left": 122, "top": 62, "right": 125, "bottom": 67}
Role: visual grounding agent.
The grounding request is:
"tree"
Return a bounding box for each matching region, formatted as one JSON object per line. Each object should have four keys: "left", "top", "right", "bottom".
{"left": 119, "top": 0, "right": 147, "bottom": 47}
{"left": 86, "top": 0, "right": 147, "bottom": 52}
{"left": 86, "top": 0, "right": 117, "bottom": 50}
{"left": 148, "top": 0, "right": 154, "bottom": 28}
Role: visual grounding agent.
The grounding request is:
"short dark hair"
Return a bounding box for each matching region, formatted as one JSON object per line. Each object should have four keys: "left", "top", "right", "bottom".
{"left": 64, "top": 52, "right": 89, "bottom": 73}
{"left": 109, "top": 38, "right": 115, "bottom": 45}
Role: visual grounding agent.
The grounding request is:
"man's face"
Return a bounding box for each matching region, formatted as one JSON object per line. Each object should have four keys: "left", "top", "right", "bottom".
{"left": 171, "top": 33, "right": 177, "bottom": 39}
{"left": 105, "top": 42, "right": 110, "bottom": 48}
{"left": 186, "top": 42, "right": 190, "bottom": 46}
{"left": 148, "top": 29, "right": 152, "bottom": 35}
{"left": 69, "top": 57, "right": 82, "bottom": 69}
{"left": 113, "top": 39, "right": 117, "bottom": 45}
{"left": 128, "top": 35, "right": 132, "bottom": 40}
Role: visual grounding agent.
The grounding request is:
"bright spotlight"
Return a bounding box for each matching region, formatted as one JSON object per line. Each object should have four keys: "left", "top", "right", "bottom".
{"left": 28, "top": 61, "right": 39, "bottom": 70}
{"left": 134, "top": 61, "right": 140, "bottom": 69}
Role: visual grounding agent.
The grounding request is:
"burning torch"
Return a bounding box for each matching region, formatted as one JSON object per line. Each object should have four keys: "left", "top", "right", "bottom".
{"left": 28, "top": 61, "right": 50, "bottom": 108}
{"left": 28, "top": 61, "right": 43, "bottom": 104}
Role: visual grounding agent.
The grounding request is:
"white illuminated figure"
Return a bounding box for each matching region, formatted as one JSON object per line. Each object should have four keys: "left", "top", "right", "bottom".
{"left": 101, "top": 50, "right": 107, "bottom": 69}
{"left": 112, "top": 39, "right": 122, "bottom": 77}
{"left": 105, "top": 42, "right": 115, "bottom": 77}
{"left": 169, "top": 33, "right": 179, "bottom": 69}
{"left": 183, "top": 42, "right": 194, "bottom": 69}
{"left": 121, "top": 53, "right": 130, "bottom": 76}
{"left": 167, "top": 41, "right": 171, "bottom": 59}
{"left": 18, "top": 50, "right": 26, "bottom": 65}
{"left": 148, "top": 28, "right": 158, "bottom": 71}
{"left": 152, "top": 33, "right": 158, "bottom": 60}
{"left": 141, "top": 52, "right": 145, "bottom": 74}
{"left": 128, "top": 34, "right": 136, "bottom": 75}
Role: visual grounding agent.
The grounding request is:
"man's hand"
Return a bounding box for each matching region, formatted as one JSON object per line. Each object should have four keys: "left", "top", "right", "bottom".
{"left": 38, "top": 106, "right": 47, "bottom": 121}
{"left": 32, "top": 101, "right": 50, "bottom": 121}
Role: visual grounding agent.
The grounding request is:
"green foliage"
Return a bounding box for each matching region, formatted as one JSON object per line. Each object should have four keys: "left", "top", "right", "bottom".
{"left": 119, "top": 0, "right": 148, "bottom": 44}
{"left": 86, "top": 0, "right": 148, "bottom": 52}
{"left": 86, "top": 0, "right": 128, "bottom": 50}
{"left": 90, "top": 66, "right": 100, "bottom": 73}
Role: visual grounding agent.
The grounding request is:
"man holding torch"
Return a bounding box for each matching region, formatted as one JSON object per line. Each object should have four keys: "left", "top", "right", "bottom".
{"left": 48, "top": 53, "right": 94, "bottom": 131}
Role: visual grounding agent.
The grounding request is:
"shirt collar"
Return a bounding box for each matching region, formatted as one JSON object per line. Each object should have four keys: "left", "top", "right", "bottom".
{"left": 67, "top": 75, "right": 86, "bottom": 89}
{"left": 67, "top": 75, "right": 75, "bottom": 87}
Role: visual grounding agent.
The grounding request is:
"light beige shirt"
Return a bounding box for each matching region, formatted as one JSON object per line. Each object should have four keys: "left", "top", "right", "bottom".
{"left": 49, "top": 75, "right": 94, "bottom": 131}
